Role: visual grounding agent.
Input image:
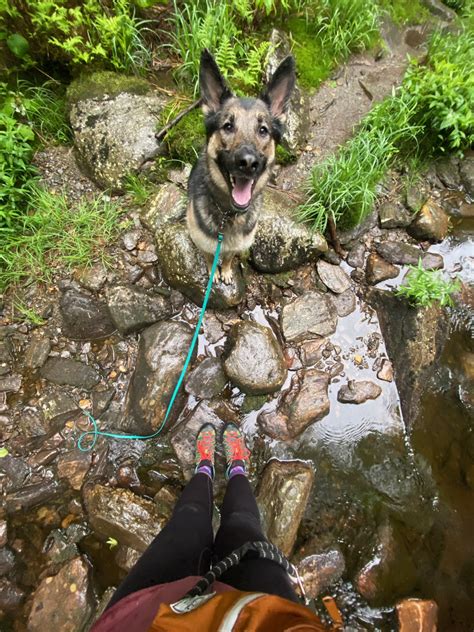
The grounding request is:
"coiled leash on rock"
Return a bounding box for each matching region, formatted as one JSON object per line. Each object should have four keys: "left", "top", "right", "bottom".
{"left": 77, "top": 233, "right": 224, "bottom": 452}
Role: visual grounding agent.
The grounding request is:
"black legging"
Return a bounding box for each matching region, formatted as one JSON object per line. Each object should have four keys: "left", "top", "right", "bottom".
{"left": 106, "top": 473, "right": 298, "bottom": 609}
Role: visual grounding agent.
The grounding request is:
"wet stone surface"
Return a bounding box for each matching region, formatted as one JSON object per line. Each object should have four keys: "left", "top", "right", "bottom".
{"left": 185, "top": 357, "right": 227, "bottom": 400}
{"left": 106, "top": 285, "right": 171, "bottom": 335}
{"left": 375, "top": 241, "right": 443, "bottom": 269}
{"left": 316, "top": 260, "right": 351, "bottom": 294}
{"left": 41, "top": 357, "right": 100, "bottom": 390}
{"left": 281, "top": 291, "right": 337, "bottom": 342}
{"left": 337, "top": 380, "right": 382, "bottom": 404}
{"left": 60, "top": 289, "right": 116, "bottom": 340}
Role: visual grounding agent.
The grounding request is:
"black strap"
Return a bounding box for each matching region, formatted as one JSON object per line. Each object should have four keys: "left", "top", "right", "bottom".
{"left": 184, "top": 540, "right": 296, "bottom": 599}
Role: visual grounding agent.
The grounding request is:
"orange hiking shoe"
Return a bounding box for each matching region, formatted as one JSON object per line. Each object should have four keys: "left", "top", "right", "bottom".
{"left": 223, "top": 423, "right": 250, "bottom": 480}
{"left": 195, "top": 423, "right": 216, "bottom": 479}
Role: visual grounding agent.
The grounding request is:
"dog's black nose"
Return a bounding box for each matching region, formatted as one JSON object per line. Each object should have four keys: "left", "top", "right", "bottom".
{"left": 235, "top": 146, "right": 260, "bottom": 175}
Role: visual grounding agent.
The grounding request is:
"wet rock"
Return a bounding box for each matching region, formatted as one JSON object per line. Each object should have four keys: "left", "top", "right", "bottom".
{"left": 299, "top": 338, "right": 327, "bottom": 367}
{"left": 330, "top": 288, "right": 357, "bottom": 317}
{"left": 250, "top": 189, "right": 327, "bottom": 274}
{"left": 60, "top": 289, "right": 115, "bottom": 340}
{"left": 459, "top": 152, "right": 474, "bottom": 196}
{"left": 375, "top": 242, "right": 443, "bottom": 270}
{"left": 407, "top": 199, "right": 450, "bottom": 242}
{"left": 346, "top": 243, "right": 366, "bottom": 269}
{"left": 338, "top": 209, "right": 378, "bottom": 247}
{"left": 185, "top": 357, "right": 227, "bottom": 399}
{"left": 377, "top": 359, "right": 393, "bottom": 382}
{"left": 258, "top": 369, "right": 329, "bottom": 440}
{"left": 421, "top": 0, "right": 456, "bottom": 20}
{"left": 378, "top": 200, "right": 412, "bottom": 229}
{"left": 337, "top": 380, "right": 381, "bottom": 404}
{"left": 281, "top": 292, "right": 337, "bottom": 342}
{"left": 0, "top": 547, "right": 15, "bottom": 575}
{"left": 297, "top": 550, "right": 345, "bottom": 599}
{"left": 122, "top": 230, "right": 141, "bottom": 251}
{"left": 121, "top": 321, "right": 194, "bottom": 434}
{"left": 84, "top": 483, "right": 166, "bottom": 552}
{"left": 6, "top": 480, "right": 62, "bottom": 513}
{"left": 140, "top": 182, "right": 186, "bottom": 232}
{"left": 57, "top": 450, "right": 92, "bottom": 491}
{"left": 0, "top": 578, "right": 24, "bottom": 611}
{"left": 155, "top": 223, "right": 245, "bottom": 309}
{"left": 396, "top": 598, "right": 438, "bottom": 632}
{"left": 70, "top": 91, "right": 167, "bottom": 190}
{"left": 106, "top": 285, "right": 171, "bottom": 335}
{"left": 92, "top": 388, "right": 115, "bottom": 418}
{"left": 223, "top": 321, "right": 287, "bottom": 395}
{"left": 355, "top": 522, "right": 418, "bottom": 605}
{"left": 38, "top": 390, "right": 80, "bottom": 430}
{"left": 171, "top": 402, "right": 225, "bottom": 480}
{"left": 115, "top": 545, "right": 141, "bottom": 572}
{"left": 256, "top": 459, "right": 314, "bottom": 556}
{"left": 25, "top": 334, "right": 51, "bottom": 369}
{"left": 41, "top": 357, "right": 99, "bottom": 390}
{"left": 0, "top": 375, "right": 21, "bottom": 392}
{"left": 75, "top": 263, "right": 108, "bottom": 292}
{"left": 153, "top": 485, "right": 178, "bottom": 519}
{"left": 28, "top": 556, "right": 95, "bottom": 632}
{"left": 368, "top": 289, "right": 449, "bottom": 425}
{"left": 0, "top": 455, "right": 29, "bottom": 490}
{"left": 316, "top": 260, "right": 351, "bottom": 294}
{"left": 435, "top": 156, "right": 461, "bottom": 189}
{"left": 0, "top": 520, "right": 7, "bottom": 547}
{"left": 365, "top": 253, "right": 399, "bottom": 285}
{"left": 265, "top": 29, "right": 309, "bottom": 154}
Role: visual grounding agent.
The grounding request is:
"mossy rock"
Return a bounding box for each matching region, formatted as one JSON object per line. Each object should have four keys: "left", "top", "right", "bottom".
{"left": 67, "top": 71, "right": 151, "bottom": 107}
{"left": 159, "top": 106, "right": 205, "bottom": 164}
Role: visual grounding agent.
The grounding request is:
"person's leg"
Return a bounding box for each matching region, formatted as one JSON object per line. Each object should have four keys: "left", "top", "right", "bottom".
{"left": 107, "top": 425, "right": 216, "bottom": 609}
{"left": 214, "top": 425, "right": 298, "bottom": 602}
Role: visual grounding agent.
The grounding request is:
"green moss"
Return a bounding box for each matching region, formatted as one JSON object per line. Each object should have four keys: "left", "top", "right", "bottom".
{"left": 276, "top": 144, "right": 298, "bottom": 166}
{"left": 66, "top": 71, "right": 150, "bottom": 106}
{"left": 286, "top": 17, "right": 332, "bottom": 91}
{"left": 160, "top": 105, "right": 205, "bottom": 163}
{"left": 240, "top": 394, "right": 268, "bottom": 414}
{"left": 378, "top": 0, "right": 431, "bottom": 24}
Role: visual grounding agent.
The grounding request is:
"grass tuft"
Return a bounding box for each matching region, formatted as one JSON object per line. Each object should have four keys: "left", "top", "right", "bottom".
{"left": 395, "top": 260, "right": 461, "bottom": 308}
{"left": 0, "top": 187, "right": 124, "bottom": 291}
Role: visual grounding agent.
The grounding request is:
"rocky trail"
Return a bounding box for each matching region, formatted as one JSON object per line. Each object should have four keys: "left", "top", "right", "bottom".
{"left": 1, "top": 15, "right": 473, "bottom": 632}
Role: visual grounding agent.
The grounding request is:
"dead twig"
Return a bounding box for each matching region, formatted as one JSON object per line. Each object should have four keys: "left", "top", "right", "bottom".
{"left": 155, "top": 98, "right": 202, "bottom": 143}
{"left": 327, "top": 214, "right": 344, "bottom": 258}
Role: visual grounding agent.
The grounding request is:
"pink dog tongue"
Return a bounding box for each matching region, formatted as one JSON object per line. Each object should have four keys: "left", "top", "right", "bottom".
{"left": 232, "top": 178, "right": 253, "bottom": 206}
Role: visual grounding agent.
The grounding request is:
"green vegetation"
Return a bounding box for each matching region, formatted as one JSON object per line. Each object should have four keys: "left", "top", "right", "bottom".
{"left": 0, "top": 188, "right": 124, "bottom": 290}
{"left": 124, "top": 173, "right": 154, "bottom": 205}
{"left": 158, "top": 101, "right": 205, "bottom": 163}
{"left": 395, "top": 260, "right": 461, "bottom": 308}
{"left": 66, "top": 71, "right": 150, "bottom": 106}
{"left": 13, "top": 301, "right": 47, "bottom": 326}
{"left": 1, "top": 0, "right": 151, "bottom": 72}
{"left": 377, "top": 0, "right": 430, "bottom": 25}
{"left": 299, "top": 24, "right": 474, "bottom": 231}
{"left": 17, "top": 80, "right": 71, "bottom": 144}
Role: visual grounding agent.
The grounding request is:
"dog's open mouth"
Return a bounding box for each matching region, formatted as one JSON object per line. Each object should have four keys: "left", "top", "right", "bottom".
{"left": 231, "top": 176, "right": 254, "bottom": 209}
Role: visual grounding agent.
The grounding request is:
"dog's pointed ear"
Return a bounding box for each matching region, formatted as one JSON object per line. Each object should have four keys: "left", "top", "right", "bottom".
{"left": 199, "top": 49, "right": 232, "bottom": 114}
{"left": 261, "top": 55, "right": 295, "bottom": 121}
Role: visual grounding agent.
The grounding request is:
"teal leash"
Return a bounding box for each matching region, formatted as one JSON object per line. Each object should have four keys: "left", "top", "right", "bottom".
{"left": 77, "top": 233, "right": 224, "bottom": 452}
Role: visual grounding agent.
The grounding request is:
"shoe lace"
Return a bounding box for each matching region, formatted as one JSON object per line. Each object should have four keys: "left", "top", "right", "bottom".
{"left": 226, "top": 432, "right": 250, "bottom": 462}
{"left": 196, "top": 432, "right": 214, "bottom": 461}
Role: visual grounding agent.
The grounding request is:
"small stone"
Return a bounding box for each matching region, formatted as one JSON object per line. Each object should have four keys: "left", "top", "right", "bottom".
{"left": 84, "top": 484, "right": 166, "bottom": 552}
{"left": 0, "top": 547, "right": 16, "bottom": 575}
{"left": 185, "top": 357, "right": 227, "bottom": 399}
{"left": 281, "top": 292, "right": 337, "bottom": 342}
{"left": 378, "top": 200, "right": 412, "bottom": 229}
{"left": 137, "top": 249, "right": 158, "bottom": 265}
{"left": 5, "top": 480, "right": 62, "bottom": 513}
{"left": 122, "top": 230, "right": 141, "bottom": 251}
{"left": 407, "top": 198, "right": 450, "bottom": 242}
{"left": 141, "top": 182, "right": 186, "bottom": 232}
{"left": 0, "top": 375, "right": 21, "bottom": 392}
{"left": 57, "top": 450, "right": 92, "bottom": 491}
{"left": 316, "top": 260, "right": 351, "bottom": 294}
{"left": 375, "top": 242, "right": 443, "bottom": 270}
{"left": 366, "top": 253, "right": 399, "bottom": 285}
{"left": 0, "top": 578, "right": 24, "bottom": 611}
{"left": 223, "top": 321, "right": 287, "bottom": 395}
{"left": 396, "top": 599, "right": 438, "bottom": 632}
{"left": 459, "top": 152, "right": 474, "bottom": 196}
{"left": 153, "top": 485, "right": 178, "bottom": 519}
{"left": 377, "top": 359, "right": 393, "bottom": 382}
{"left": 299, "top": 338, "right": 327, "bottom": 367}
{"left": 106, "top": 285, "right": 171, "bottom": 335}
{"left": 0, "top": 520, "right": 7, "bottom": 547}
{"left": 337, "top": 380, "right": 382, "bottom": 404}
{"left": 330, "top": 289, "right": 357, "bottom": 317}
{"left": 25, "top": 335, "right": 51, "bottom": 369}
{"left": 92, "top": 388, "right": 115, "bottom": 418}
{"left": 75, "top": 263, "right": 108, "bottom": 292}
{"left": 60, "top": 289, "right": 115, "bottom": 340}
{"left": 297, "top": 550, "right": 345, "bottom": 599}
{"left": 27, "top": 557, "right": 94, "bottom": 632}
{"left": 346, "top": 243, "right": 366, "bottom": 269}
{"left": 115, "top": 545, "right": 141, "bottom": 572}
{"left": 435, "top": 155, "right": 461, "bottom": 189}
{"left": 257, "top": 459, "right": 314, "bottom": 556}
{"left": 41, "top": 357, "right": 99, "bottom": 390}
{"left": 258, "top": 369, "right": 330, "bottom": 440}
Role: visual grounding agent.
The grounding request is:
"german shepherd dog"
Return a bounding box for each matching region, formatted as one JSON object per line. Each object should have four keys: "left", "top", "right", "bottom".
{"left": 187, "top": 49, "right": 296, "bottom": 284}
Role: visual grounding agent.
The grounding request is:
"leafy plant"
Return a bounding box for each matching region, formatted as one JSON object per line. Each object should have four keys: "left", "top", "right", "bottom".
{"left": 124, "top": 173, "right": 153, "bottom": 205}
{"left": 395, "top": 260, "right": 461, "bottom": 308}
{"left": 16, "top": 80, "right": 71, "bottom": 144}
{"left": 13, "top": 300, "right": 47, "bottom": 326}
{"left": 0, "top": 187, "right": 124, "bottom": 290}
{"left": 107, "top": 537, "right": 119, "bottom": 549}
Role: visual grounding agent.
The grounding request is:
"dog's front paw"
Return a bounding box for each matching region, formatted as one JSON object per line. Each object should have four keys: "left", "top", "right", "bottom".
{"left": 219, "top": 266, "right": 234, "bottom": 285}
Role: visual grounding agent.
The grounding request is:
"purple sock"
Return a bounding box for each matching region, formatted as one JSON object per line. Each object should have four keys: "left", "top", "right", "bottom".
{"left": 196, "top": 460, "right": 214, "bottom": 479}
{"left": 228, "top": 461, "right": 246, "bottom": 479}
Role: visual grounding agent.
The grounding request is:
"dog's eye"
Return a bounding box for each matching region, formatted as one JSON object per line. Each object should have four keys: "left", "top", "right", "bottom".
{"left": 223, "top": 121, "right": 234, "bottom": 133}
{"left": 259, "top": 125, "right": 269, "bottom": 137}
